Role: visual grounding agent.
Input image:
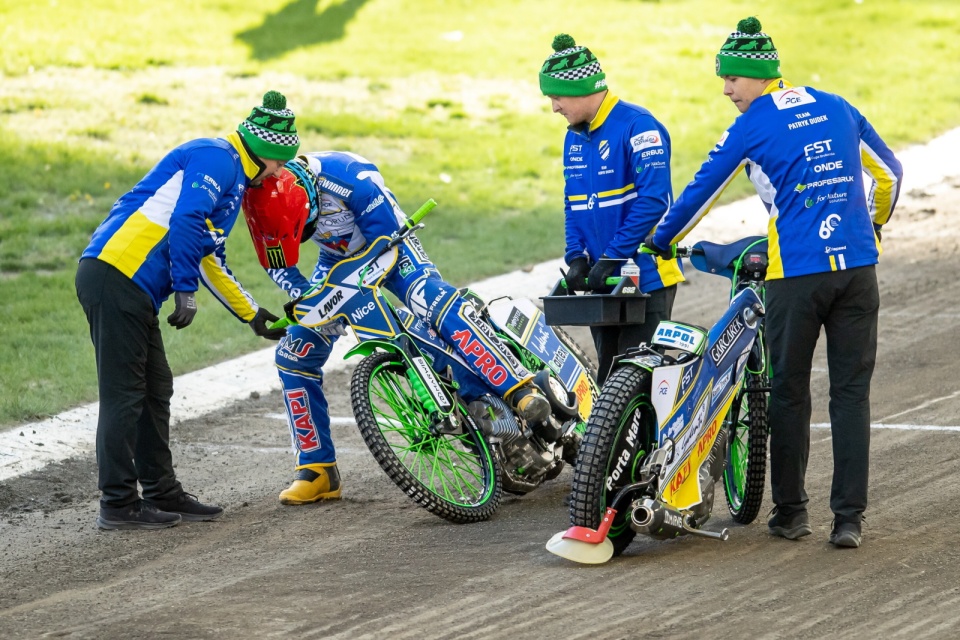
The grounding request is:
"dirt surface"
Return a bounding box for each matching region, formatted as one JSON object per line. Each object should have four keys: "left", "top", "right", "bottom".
{"left": 3, "top": 178, "right": 960, "bottom": 640}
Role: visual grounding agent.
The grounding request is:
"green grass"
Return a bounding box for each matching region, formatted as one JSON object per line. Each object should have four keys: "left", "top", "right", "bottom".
{"left": 1, "top": 0, "right": 959, "bottom": 425}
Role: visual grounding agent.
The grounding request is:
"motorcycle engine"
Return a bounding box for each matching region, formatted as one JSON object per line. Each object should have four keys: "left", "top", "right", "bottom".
{"left": 467, "top": 395, "right": 561, "bottom": 495}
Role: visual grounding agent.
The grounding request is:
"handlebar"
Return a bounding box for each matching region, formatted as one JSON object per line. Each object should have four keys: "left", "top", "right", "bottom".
{"left": 268, "top": 198, "right": 439, "bottom": 331}
{"left": 406, "top": 198, "right": 437, "bottom": 228}
{"left": 269, "top": 316, "right": 292, "bottom": 330}
{"left": 559, "top": 276, "right": 625, "bottom": 290}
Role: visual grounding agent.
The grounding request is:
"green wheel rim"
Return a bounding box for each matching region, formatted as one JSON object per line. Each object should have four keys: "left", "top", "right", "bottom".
{"left": 368, "top": 361, "right": 496, "bottom": 507}
{"left": 724, "top": 396, "right": 750, "bottom": 509}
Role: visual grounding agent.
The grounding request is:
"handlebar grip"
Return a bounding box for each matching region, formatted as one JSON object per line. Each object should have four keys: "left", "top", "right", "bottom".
{"left": 406, "top": 198, "right": 437, "bottom": 228}
{"left": 560, "top": 276, "right": 624, "bottom": 289}
{"left": 269, "top": 317, "right": 293, "bottom": 330}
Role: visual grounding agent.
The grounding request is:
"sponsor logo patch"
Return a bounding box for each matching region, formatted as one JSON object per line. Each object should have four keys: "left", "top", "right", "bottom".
{"left": 599, "top": 140, "right": 610, "bottom": 161}
{"left": 773, "top": 87, "right": 816, "bottom": 110}
{"left": 709, "top": 316, "right": 745, "bottom": 364}
{"left": 630, "top": 130, "right": 662, "bottom": 153}
{"left": 819, "top": 213, "right": 841, "bottom": 239}
{"left": 285, "top": 388, "right": 320, "bottom": 452}
{"left": 505, "top": 307, "right": 529, "bottom": 339}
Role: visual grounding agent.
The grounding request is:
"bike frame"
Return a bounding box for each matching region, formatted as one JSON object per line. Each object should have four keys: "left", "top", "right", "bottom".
{"left": 615, "top": 284, "right": 763, "bottom": 512}
{"left": 547, "top": 236, "right": 770, "bottom": 563}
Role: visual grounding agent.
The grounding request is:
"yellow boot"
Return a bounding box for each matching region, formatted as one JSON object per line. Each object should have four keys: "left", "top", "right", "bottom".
{"left": 279, "top": 463, "right": 342, "bottom": 505}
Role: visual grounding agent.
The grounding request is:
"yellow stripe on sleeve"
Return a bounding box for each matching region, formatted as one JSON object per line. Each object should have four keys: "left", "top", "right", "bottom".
{"left": 860, "top": 147, "right": 898, "bottom": 225}
{"left": 568, "top": 194, "right": 588, "bottom": 202}
{"left": 200, "top": 254, "right": 257, "bottom": 321}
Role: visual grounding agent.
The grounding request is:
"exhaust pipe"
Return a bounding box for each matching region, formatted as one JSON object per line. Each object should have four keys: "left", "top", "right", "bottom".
{"left": 630, "top": 499, "right": 728, "bottom": 541}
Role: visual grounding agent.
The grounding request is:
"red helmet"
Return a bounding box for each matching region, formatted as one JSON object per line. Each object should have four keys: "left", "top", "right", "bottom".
{"left": 242, "top": 167, "right": 310, "bottom": 269}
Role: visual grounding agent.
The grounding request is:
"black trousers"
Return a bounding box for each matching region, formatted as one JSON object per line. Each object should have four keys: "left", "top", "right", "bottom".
{"left": 766, "top": 266, "right": 878, "bottom": 523}
{"left": 75, "top": 259, "right": 182, "bottom": 508}
{"left": 590, "top": 285, "right": 677, "bottom": 384}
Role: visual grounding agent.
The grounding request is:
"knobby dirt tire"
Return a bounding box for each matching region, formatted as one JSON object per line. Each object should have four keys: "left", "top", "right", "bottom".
{"left": 351, "top": 351, "right": 502, "bottom": 524}
{"left": 722, "top": 371, "right": 768, "bottom": 524}
{"left": 569, "top": 365, "right": 655, "bottom": 556}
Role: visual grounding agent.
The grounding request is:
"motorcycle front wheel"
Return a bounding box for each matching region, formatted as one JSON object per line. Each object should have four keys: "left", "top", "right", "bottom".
{"left": 569, "top": 365, "right": 656, "bottom": 556}
{"left": 722, "top": 370, "right": 768, "bottom": 524}
{"left": 350, "top": 351, "right": 502, "bottom": 524}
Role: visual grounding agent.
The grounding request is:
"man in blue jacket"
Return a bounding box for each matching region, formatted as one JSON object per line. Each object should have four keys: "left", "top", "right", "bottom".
{"left": 647, "top": 18, "right": 902, "bottom": 548}
{"left": 540, "top": 34, "right": 684, "bottom": 383}
{"left": 76, "top": 91, "right": 298, "bottom": 530}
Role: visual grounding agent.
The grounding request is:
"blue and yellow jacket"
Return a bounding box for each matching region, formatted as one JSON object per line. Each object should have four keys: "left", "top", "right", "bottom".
{"left": 82, "top": 132, "right": 262, "bottom": 319}
{"left": 653, "top": 80, "right": 902, "bottom": 280}
{"left": 563, "top": 92, "right": 684, "bottom": 293}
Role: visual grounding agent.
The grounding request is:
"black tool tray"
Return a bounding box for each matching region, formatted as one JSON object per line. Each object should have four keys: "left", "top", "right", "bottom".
{"left": 541, "top": 278, "right": 649, "bottom": 326}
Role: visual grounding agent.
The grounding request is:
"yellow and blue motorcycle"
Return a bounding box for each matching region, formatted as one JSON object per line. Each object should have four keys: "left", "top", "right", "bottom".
{"left": 547, "top": 238, "right": 770, "bottom": 563}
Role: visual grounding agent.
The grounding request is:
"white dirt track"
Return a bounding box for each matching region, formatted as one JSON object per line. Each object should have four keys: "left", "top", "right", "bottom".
{"left": 2, "top": 137, "right": 960, "bottom": 639}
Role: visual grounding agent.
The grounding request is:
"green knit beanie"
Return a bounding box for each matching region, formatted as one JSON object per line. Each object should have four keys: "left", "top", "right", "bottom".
{"left": 237, "top": 90, "right": 300, "bottom": 161}
{"left": 539, "top": 34, "right": 607, "bottom": 97}
{"left": 715, "top": 17, "right": 782, "bottom": 79}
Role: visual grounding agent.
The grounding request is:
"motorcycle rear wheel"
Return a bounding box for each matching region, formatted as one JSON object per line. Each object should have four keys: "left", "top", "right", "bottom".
{"left": 569, "top": 365, "right": 655, "bottom": 556}
{"left": 351, "top": 351, "right": 502, "bottom": 524}
{"left": 722, "top": 371, "right": 768, "bottom": 524}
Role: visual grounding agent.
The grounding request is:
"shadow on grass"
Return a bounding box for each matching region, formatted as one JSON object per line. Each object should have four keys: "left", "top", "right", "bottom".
{"left": 237, "top": 0, "right": 371, "bottom": 61}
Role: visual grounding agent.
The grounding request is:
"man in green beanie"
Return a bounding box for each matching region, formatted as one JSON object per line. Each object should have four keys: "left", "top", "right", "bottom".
{"left": 75, "top": 91, "right": 300, "bottom": 530}
{"left": 540, "top": 33, "right": 684, "bottom": 384}
{"left": 646, "top": 18, "right": 903, "bottom": 549}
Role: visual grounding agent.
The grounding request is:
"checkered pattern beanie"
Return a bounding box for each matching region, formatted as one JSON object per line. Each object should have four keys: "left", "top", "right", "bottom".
{"left": 539, "top": 34, "right": 607, "bottom": 97}
{"left": 716, "top": 17, "right": 782, "bottom": 79}
{"left": 238, "top": 90, "right": 300, "bottom": 161}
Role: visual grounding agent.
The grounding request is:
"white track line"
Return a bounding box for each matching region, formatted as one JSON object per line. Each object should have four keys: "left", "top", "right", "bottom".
{"left": 812, "top": 423, "right": 960, "bottom": 432}
{"left": 2, "top": 127, "right": 960, "bottom": 482}
{"left": 265, "top": 413, "right": 357, "bottom": 426}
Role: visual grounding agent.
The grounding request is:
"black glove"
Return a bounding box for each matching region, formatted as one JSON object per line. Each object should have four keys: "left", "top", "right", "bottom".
{"left": 167, "top": 291, "right": 197, "bottom": 330}
{"left": 283, "top": 296, "right": 303, "bottom": 321}
{"left": 249, "top": 307, "right": 287, "bottom": 341}
{"left": 587, "top": 257, "right": 623, "bottom": 291}
{"left": 564, "top": 257, "right": 590, "bottom": 292}
{"left": 641, "top": 233, "right": 677, "bottom": 260}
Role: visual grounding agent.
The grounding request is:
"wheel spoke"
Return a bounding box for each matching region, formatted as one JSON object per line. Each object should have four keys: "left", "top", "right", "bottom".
{"left": 365, "top": 361, "right": 491, "bottom": 506}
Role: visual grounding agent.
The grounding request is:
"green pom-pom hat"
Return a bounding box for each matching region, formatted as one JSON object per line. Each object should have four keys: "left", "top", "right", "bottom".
{"left": 238, "top": 90, "right": 301, "bottom": 161}
{"left": 715, "top": 17, "right": 781, "bottom": 79}
{"left": 539, "top": 33, "right": 607, "bottom": 97}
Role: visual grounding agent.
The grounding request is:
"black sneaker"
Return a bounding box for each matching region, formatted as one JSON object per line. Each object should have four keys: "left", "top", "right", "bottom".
{"left": 829, "top": 520, "right": 862, "bottom": 548}
{"left": 767, "top": 507, "right": 813, "bottom": 540}
{"left": 97, "top": 501, "right": 181, "bottom": 531}
{"left": 144, "top": 492, "right": 224, "bottom": 522}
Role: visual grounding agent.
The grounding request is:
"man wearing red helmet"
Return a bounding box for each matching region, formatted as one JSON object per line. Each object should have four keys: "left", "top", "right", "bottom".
{"left": 242, "top": 151, "right": 551, "bottom": 504}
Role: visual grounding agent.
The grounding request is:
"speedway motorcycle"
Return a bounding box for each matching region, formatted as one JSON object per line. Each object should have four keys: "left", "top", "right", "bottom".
{"left": 277, "top": 200, "right": 600, "bottom": 524}
{"left": 546, "top": 237, "right": 770, "bottom": 563}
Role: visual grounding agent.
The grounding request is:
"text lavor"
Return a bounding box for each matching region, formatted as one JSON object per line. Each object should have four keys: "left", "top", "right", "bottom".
{"left": 321, "top": 290, "right": 344, "bottom": 315}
